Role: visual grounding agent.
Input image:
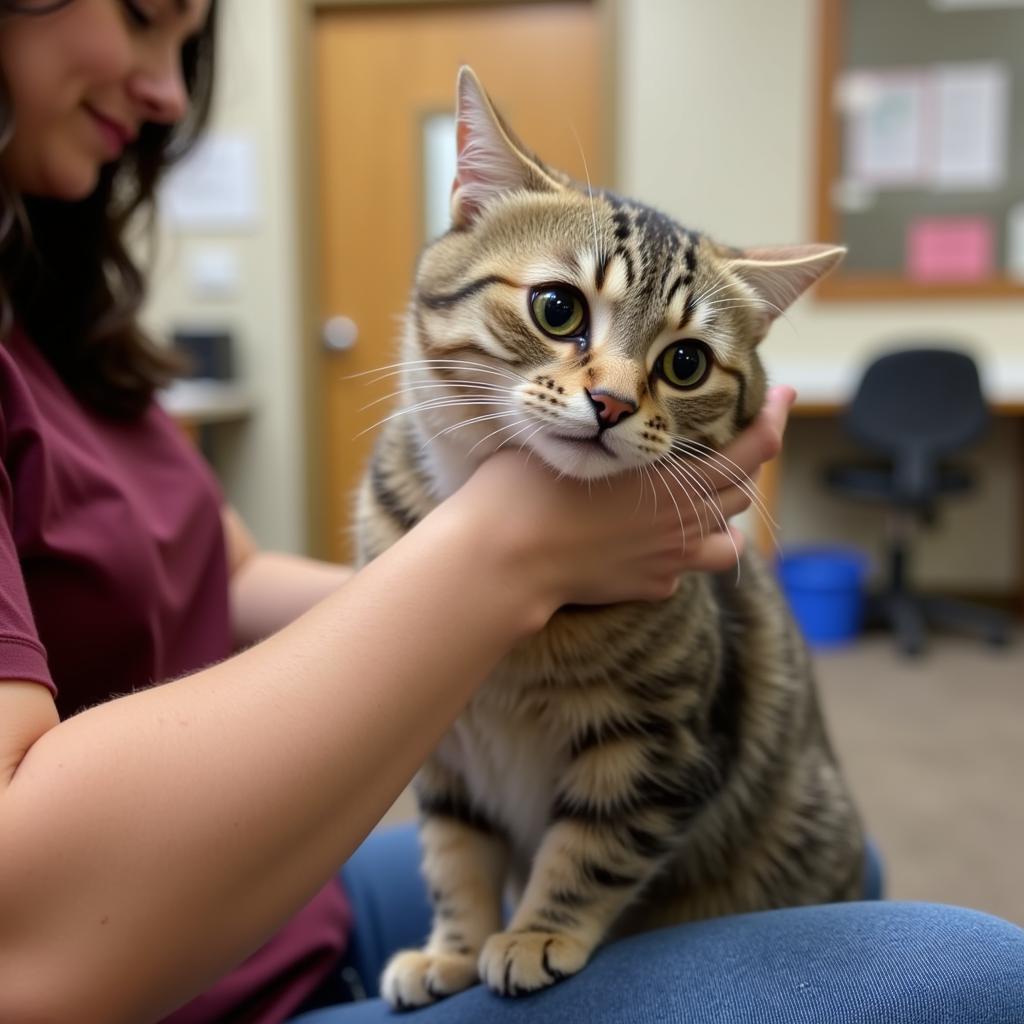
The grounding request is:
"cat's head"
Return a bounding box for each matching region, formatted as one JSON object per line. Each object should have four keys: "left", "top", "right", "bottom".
{"left": 405, "top": 67, "right": 842, "bottom": 482}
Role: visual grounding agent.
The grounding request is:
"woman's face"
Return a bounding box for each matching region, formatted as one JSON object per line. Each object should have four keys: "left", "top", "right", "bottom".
{"left": 0, "top": 0, "right": 211, "bottom": 199}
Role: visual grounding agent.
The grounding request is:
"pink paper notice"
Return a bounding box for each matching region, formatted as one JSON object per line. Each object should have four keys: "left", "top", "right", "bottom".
{"left": 907, "top": 217, "right": 993, "bottom": 281}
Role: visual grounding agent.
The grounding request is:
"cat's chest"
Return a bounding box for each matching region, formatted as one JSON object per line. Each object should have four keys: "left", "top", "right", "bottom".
{"left": 436, "top": 699, "right": 568, "bottom": 857}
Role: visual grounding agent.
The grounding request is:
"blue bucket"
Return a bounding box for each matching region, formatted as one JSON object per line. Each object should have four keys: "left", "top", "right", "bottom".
{"left": 777, "top": 546, "right": 869, "bottom": 649}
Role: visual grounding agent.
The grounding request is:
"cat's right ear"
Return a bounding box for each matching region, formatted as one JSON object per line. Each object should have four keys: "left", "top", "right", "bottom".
{"left": 451, "top": 67, "right": 563, "bottom": 228}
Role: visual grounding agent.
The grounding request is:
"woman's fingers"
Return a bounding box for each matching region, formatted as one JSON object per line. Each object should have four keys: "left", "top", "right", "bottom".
{"left": 682, "top": 526, "right": 747, "bottom": 573}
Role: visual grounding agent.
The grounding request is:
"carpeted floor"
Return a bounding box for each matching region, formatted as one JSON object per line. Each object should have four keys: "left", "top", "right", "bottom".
{"left": 815, "top": 630, "right": 1023, "bottom": 926}
{"left": 379, "top": 629, "right": 1024, "bottom": 927}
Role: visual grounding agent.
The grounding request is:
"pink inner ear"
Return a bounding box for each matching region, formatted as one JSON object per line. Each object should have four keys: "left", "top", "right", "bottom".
{"left": 453, "top": 117, "right": 471, "bottom": 194}
{"left": 457, "top": 116, "right": 472, "bottom": 167}
{"left": 451, "top": 112, "right": 489, "bottom": 221}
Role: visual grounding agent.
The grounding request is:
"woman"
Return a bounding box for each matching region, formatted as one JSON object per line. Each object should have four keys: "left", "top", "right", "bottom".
{"left": 0, "top": 3, "right": 1020, "bottom": 1023}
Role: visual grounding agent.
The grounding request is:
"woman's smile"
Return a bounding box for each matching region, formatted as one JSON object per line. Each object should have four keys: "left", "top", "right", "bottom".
{"left": 84, "top": 104, "right": 135, "bottom": 160}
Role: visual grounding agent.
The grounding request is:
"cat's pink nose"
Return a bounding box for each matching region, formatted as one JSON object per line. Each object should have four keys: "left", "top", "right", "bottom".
{"left": 586, "top": 389, "right": 637, "bottom": 428}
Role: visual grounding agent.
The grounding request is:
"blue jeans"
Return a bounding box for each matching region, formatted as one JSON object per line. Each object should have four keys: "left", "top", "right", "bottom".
{"left": 292, "top": 824, "right": 1024, "bottom": 1022}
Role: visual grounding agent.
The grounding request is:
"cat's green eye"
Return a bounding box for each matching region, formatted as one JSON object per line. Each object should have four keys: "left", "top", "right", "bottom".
{"left": 659, "top": 341, "right": 711, "bottom": 390}
{"left": 530, "top": 287, "right": 587, "bottom": 339}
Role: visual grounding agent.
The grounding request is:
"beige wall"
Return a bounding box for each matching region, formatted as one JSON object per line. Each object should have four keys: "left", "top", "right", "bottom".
{"left": 143, "top": 0, "right": 1022, "bottom": 589}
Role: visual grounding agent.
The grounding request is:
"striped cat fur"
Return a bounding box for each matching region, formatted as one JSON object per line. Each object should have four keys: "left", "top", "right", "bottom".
{"left": 356, "top": 69, "right": 865, "bottom": 1009}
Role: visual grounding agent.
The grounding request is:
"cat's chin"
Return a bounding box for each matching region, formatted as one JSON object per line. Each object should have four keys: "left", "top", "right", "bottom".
{"left": 528, "top": 431, "right": 627, "bottom": 482}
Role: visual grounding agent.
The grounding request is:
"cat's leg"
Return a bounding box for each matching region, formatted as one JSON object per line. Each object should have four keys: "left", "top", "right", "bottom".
{"left": 478, "top": 728, "right": 719, "bottom": 997}
{"left": 380, "top": 767, "right": 508, "bottom": 1009}
{"left": 477, "top": 818, "right": 659, "bottom": 996}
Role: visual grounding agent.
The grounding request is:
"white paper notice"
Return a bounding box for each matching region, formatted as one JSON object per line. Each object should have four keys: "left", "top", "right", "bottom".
{"left": 832, "top": 179, "right": 877, "bottom": 213}
{"left": 1008, "top": 204, "right": 1024, "bottom": 280}
{"left": 930, "top": 0, "right": 1024, "bottom": 9}
{"left": 161, "top": 135, "right": 259, "bottom": 231}
{"left": 932, "top": 63, "right": 1009, "bottom": 190}
{"left": 841, "top": 71, "right": 928, "bottom": 186}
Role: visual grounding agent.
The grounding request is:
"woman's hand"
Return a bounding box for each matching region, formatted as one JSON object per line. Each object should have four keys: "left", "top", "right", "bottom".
{"left": 447, "top": 386, "right": 796, "bottom": 616}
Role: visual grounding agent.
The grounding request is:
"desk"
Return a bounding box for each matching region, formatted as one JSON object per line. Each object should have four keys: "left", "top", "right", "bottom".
{"left": 158, "top": 379, "right": 255, "bottom": 460}
{"left": 763, "top": 357, "right": 1024, "bottom": 416}
{"left": 757, "top": 355, "right": 1024, "bottom": 618}
{"left": 159, "top": 379, "right": 255, "bottom": 427}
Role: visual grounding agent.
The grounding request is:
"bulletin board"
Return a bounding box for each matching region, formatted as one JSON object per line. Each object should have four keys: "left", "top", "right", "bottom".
{"left": 814, "top": 0, "right": 1024, "bottom": 300}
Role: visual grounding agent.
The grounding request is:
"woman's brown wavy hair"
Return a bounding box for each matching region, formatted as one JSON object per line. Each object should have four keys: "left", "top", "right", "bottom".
{"left": 0, "top": 0, "right": 219, "bottom": 419}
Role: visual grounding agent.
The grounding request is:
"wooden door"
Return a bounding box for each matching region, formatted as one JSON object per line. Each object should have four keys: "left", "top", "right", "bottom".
{"left": 311, "top": 2, "right": 605, "bottom": 561}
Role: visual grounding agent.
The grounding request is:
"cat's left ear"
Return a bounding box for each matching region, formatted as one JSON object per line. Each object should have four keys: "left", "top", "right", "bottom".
{"left": 451, "top": 66, "right": 564, "bottom": 228}
{"left": 726, "top": 244, "right": 845, "bottom": 322}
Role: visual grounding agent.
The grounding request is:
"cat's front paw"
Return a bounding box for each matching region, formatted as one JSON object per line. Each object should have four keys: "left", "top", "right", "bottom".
{"left": 478, "top": 930, "right": 590, "bottom": 997}
{"left": 380, "top": 949, "right": 479, "bottom": 1010}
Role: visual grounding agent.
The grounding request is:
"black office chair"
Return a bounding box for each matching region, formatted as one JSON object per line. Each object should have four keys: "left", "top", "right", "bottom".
{"left": 824, "top": 346, "right": 1012, "bottom": 657}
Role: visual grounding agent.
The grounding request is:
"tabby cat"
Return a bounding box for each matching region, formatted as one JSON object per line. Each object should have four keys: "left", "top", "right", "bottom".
{"left": 355, "top": 68, "right": 864, "bottom": 1009}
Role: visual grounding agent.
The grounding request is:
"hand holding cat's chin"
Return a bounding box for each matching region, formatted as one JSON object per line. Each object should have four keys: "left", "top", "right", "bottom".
{"left": 438, "top": 450, "right": 724, "bottom": 619}
{"left": 424, "top": 384, "right": 792, "bottom": 623}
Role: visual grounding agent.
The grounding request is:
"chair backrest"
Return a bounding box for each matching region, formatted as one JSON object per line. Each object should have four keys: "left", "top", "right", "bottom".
{"left": 844, "top": 347, "right": 990, "bottom": 459}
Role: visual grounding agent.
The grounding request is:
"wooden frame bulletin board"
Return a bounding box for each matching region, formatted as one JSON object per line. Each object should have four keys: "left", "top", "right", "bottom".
{"left": 815, "top": 0, "right": 1024, "bottom": 300}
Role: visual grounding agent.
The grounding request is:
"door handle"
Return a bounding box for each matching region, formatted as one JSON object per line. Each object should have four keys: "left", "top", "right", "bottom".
{"left": 323, "top": 315, "right": 359, "bottom": 353}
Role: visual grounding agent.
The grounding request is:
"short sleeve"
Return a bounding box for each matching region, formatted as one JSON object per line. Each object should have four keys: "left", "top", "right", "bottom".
{"left": 0, "top": 404, "right": 56, "bottom": 694}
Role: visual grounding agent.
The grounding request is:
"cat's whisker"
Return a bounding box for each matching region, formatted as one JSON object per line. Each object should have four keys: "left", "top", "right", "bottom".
{"left": 663, "top": 454, "right": 743, "bottom": 581}
{"left": 468, "top": 416, "right": 536, "bottom": 456}
{"left": 516, "top": 423, "right": 549, "bottom": 467}
{"left": 357, "top": 372, "right": 496, "bottom": 394}
{"left": 494, "top": 419, "right": 544, "bottom": 455}
{"left": 640, "top": 464, "right": 662, "bottom": 521}
{"left": 690, "top": 278, "right": 737, "bottom": 308}
{"left": 419, "top": 410, "right": 522, "bottom": 450}
{"left": 399, "top": 362, "right": 533, "bottom": 387}
{"left": 347, "top": 357, "right": 532, "bottom": 388}
{"left": 673, "top": 464, "right": 779, "bottom": 554}
{"left": 648, "top": 461, "right": 688, "bottom": 551}
{"left": 645, "top": 462, "right": 658, "bottom": 518}
{"left": 688, "top": 457, "right": 776, "bottom": 533}
{"left": 671, "top": 441, "right": 780, "bottom": 547}
{"left": 369, "top": 391, "right": 517, "bottom": 417}
{"left": 672, "top": 450, "right": 781, "bottom": 555}
{"left": 408, "top": 378, "right": 517, "bottom": 393}
{"left": 672, "top": 439, "right": 777, "bottom": 526}
{"left": 660, "top": 454, "right": 723, "bottom": 538}
{"left": 354, "top": 397, "right": 521, "bottom": 439}
{"left": 360, "top": 380, "right": 516, "bottom": 413}
{"left": 662, "top": 453, "right": 726, "bottom": 527}
{"left": 669, "top": 460, "right": 746, "bottom": 578}
{"left": 700, "top": 301, "right": 756, "bottom": 314}
{"left": 703, "top": 299, "right": 776, "bottom": 315}
{"left": 633, "top": 466, "right": 650, "bottom": 517}
{"left": 654, "top": 456, "right": 708, "bottom": 542}
{"left": 368, "top": 367, "right": 527, "bottom": 391}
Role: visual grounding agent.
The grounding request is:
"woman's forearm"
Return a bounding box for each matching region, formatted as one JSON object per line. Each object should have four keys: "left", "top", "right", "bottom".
{"left": 229, "top": 549, "right": 355, "bottom": 647}
{"left": 222, "top": 503, "right": 355, "bottom": 648}
{"left": 0, "top": 504, "right": 544, "bottom": 1024}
